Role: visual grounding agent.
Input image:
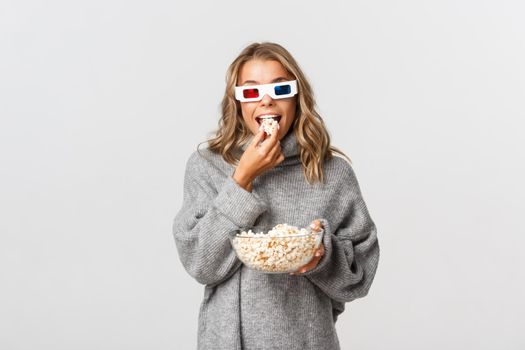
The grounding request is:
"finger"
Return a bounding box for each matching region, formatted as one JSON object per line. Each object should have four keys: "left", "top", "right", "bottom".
{"left": 290, "top": 265, "right": 307, "bottom": 275}
{"left": 302, "top": 260, "right": 316, "bottom": 271}
{"left": 309, "top": 220, "right": 322, "bottom": 232}
{"left": 268, "top": 142, "right": 282, "bottom": 163}
{"left": 260, "top": 140, "right": 281, "bottom": 164}
{"left": 315, "top": 245, "right": 324, "bottom": 257}
{"left": 291, "top": 253, "right": 320, "bottom": 275}
{"left": 316, "top": 243, "right": 324, "bottom": 256}
{"left": 260, "top": 129, "right": 279, "bottom": 151}
{"left": 250, "top": 129, "right": 267, "bottom": 148}
{"left": 274, "top": 152, "right": 285, "bottom": 165}
{"left": 310, "top": 219, "right": 320, "bottom": 227}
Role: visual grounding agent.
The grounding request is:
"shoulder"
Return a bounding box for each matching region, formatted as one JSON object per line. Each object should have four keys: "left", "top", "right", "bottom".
{"left": 328, "top": 153, "right": 360, "bottom": 186}
{"left": 185, "top": 148, "right": 211, "bottom": 175}
{"left": 184, "top": 147, "right": 230, "bottom": 181}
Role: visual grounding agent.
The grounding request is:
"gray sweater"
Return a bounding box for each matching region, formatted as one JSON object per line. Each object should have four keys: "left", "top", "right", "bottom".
{"left": 172, "top": 129, "right": 380, "bottom": 350}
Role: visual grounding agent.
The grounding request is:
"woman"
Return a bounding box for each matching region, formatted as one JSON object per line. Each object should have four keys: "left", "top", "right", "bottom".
{"left": 172, "top": 42, "right": 380, "bottom": 350}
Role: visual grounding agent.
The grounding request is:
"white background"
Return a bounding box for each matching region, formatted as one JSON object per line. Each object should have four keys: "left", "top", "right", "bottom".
{"left": 1, "top": 0, "right": 524, "bottom": 349}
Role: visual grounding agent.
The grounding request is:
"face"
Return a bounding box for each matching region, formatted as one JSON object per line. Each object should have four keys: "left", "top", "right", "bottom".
{"left": 236, "top": 59, "right": 297, "bottom": 140}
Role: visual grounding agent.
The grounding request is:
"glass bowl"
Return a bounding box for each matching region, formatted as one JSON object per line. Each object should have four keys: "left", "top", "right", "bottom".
{"left": 228, "top": 223, "right": 324, "bottom": 274}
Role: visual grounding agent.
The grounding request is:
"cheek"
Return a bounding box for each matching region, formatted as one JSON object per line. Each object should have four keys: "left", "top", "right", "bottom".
{"left": 239, "top": 105, "right": 249, "bottom": 122}
{"left": 240, "top": 105, "right": 258, "bottom": 130}
{"left": 241, "top": 103, "right": 256, "bottom": 119}
{"left": 283, "top": 100, "right": 297, "bottom": 119}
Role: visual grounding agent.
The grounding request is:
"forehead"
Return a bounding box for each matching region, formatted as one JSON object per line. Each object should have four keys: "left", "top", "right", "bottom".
{"left": 238, "top": 59, "right": 289, "bottom": 84}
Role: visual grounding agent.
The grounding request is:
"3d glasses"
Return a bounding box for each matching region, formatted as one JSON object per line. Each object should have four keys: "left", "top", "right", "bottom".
{"left": 234, "top": 80, "right": 298, "bottom": 102}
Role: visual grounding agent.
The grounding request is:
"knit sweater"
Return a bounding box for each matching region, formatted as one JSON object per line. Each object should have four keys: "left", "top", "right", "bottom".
{"left": 172, "top": 129, "right": 380, "bottom": 350}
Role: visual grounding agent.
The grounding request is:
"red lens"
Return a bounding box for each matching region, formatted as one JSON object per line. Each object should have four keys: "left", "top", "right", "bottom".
{"left": 243, "top": 88, "right": 259, "bottom": 99}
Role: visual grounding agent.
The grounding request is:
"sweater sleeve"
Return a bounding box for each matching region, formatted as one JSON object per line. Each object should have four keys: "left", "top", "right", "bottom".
{"left": 172, "top": 152, "right": 269, "bottom": 287}
{"left": 300, "top": 164, "right": 380, "bottom": 304}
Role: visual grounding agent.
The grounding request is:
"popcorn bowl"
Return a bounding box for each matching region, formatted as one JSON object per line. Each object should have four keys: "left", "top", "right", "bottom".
{"left": 228, "top": 223, "right": 324, "bottom": 274}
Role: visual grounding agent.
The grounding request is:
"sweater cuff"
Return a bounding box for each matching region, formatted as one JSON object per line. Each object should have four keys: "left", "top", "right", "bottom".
{"left": 212, "top": 168, "right": 269, "bottom": 228}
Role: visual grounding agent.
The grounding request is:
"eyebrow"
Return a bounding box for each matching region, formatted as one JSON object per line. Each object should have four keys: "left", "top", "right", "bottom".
{"left": 241, "top": 77, "right": 289, "bottom": 85}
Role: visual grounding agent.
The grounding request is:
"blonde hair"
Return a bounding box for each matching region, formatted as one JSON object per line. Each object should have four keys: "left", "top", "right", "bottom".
{"left": 198, "top": 41, "right": 352, "bottom": 184}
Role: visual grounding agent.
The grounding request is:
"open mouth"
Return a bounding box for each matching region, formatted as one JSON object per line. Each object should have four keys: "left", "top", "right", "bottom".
{"left": 256, "top": 115, "right": 282, "bottom": 126}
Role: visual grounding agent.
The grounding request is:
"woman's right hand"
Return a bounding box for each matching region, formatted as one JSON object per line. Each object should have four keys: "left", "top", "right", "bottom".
{"left": 232, "top": 127, "right": 284, "bottom": 191}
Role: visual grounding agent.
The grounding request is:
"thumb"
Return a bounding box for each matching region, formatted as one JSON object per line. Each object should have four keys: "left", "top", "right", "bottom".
{"left": 309, "top": 219, "right": 322, "bottom": 231}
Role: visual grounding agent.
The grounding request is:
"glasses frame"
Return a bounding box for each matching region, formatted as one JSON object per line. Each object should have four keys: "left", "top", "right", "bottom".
{"left": 234, "top": 80, "right": 298, "bottom": 102}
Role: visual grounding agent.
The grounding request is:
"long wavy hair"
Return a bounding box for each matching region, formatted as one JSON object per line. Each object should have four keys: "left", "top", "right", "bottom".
{"left": 197, "top": 41, "right": 352, "bottom": 184}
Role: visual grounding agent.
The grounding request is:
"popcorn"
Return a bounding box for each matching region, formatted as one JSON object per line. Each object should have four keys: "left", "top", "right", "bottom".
{"left": 231, "top": 223, "right": 323, "bottom": 273}
{"left": 260, "top": 117, "right": 279, "bottom": 136}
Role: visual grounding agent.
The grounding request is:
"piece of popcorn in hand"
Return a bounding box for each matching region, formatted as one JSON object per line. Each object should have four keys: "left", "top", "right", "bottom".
{"left": 261, "top": 118, "right": 279, "bottom": 136}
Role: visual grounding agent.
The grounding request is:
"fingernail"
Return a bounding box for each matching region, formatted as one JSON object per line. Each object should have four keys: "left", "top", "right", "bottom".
{"left": 259, "top": 124, "right": 264, "bottom": 131}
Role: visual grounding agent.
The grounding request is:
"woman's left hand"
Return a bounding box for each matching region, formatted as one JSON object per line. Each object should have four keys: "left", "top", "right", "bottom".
{"left": 290, "top": 219, "right": 325, "bottom": 275}
{"left": 289, "top": 242, "right": 325, "bottom": 275}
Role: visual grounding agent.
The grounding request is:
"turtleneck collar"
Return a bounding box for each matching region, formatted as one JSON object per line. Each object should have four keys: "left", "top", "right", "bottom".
{"left": 240, "top": 129, "right": 301, "bottom": 167}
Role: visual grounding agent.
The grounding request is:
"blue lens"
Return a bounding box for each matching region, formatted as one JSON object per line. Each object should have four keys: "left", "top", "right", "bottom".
{"left": 274, "top": 84, "right": 291, "bottom": 96}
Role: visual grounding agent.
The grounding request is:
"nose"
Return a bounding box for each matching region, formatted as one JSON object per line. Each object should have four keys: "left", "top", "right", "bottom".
{"left": 259, "top": 93, "right": 274, "bottom": 106}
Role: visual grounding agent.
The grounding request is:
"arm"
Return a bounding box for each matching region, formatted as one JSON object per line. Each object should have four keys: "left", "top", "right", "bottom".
{"left": 300, "top": 165, "right": 380, "bottom": 304}
{"left": 172, "top": 152, "right": 268, "bottom": 287}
